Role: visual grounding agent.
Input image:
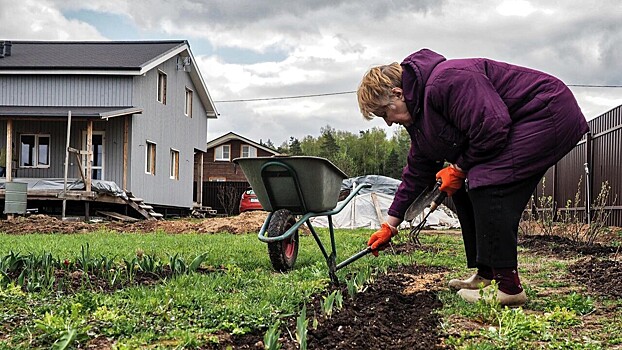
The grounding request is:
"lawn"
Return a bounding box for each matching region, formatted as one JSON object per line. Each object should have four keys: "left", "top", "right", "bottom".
{"left": 0, "top": 220, "right": 621, "bottom": 349}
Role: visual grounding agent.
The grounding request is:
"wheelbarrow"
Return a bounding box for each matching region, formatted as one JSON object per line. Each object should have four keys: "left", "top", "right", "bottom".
{"left": 233, "top": 156, "right": 372, "bottom": 284}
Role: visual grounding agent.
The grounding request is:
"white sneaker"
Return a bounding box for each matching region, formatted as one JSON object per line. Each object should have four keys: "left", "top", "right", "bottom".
{"left": 448, "top": 274, "right": 492, "bottom": 290}
{"left": 457, "top": 285, "right": 527, "bottom": 307}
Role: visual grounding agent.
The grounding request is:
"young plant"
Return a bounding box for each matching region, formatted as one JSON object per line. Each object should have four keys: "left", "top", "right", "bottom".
{"left": 295, "top": 305, "right": 308, "bottom": 350}
{"left": 188, "top": 252, "right": 208, "bottom": 273}
{"left": 263, "top": 320, "right": 282, "bottom": 350}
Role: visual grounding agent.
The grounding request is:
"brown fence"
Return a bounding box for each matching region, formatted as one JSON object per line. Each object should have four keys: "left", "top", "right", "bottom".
{"left": 534, "top": 105, "right": 622, "bottom": 227}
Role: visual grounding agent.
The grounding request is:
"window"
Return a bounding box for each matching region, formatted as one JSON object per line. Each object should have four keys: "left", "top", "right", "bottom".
{"left": 185, "top": 88, "right": 193, "bottom": 117}
{"left": 215, "top": 145, "right": 230, "bottom": 161}
{"left": 157, "top": 70, "right": 167, "bottom": 104}
{"left": 170, "top": 149, "right": 179, "bottom": 180}
{"left": 20, "top": 134, "right": 50, "bottom": 168}
{"left": 241, "top": 145, "right": 257, "bottom": 158}
{"left": 146, "top": 141, "right": 156, "bottom": 175}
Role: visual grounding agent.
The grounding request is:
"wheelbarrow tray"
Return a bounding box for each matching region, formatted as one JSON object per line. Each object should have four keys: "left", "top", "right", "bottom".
{"left": 233, "top": 156, "right": 347, "bottom": 214}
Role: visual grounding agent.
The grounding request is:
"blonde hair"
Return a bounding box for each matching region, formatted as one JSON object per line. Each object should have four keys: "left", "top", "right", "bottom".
{"left": 357, "top": 62, "right": 402, "bottom": 120}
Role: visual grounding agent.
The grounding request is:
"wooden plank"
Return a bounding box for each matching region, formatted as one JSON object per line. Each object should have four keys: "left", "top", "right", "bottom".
{"left": 370, "top": 192, "right": 384, "bottom": 224}
{"left": 6, "top": 119, "right": 12, "bottom": 182}
{"left": 97, "top": 211, "right": 140, "bottom": 222}
{"left": 86, "top": 120, "right": 93, "bottom": 192}
{"left": 123, "top": 115, "right": 128, "bottom": 190}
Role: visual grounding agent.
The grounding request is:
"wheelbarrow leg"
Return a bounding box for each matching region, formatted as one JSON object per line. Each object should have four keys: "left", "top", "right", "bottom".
{"left": 305, "top": 217, "right": 340, "bottom": 285}
{"left": 327, "top": 216, "right": 340, "bottom": 285}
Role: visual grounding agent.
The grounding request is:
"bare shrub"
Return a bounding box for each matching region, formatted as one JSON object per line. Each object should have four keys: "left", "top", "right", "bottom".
{"left": 217, "top": 184, "right": 242, "bottom": 216}
{"left": 519, "top": 194, "right": 538, "bottom": 236}
{"left": 558, "top": 176, "right": 586, "bottom": 243}
{"left": 535, "top": 177, "right": 556, "bottom": 236}
{"left": 558, "top": 180, "right": 616, "bottom": 245}
{"left": 585, "top": 181, "right": 616, "bottom": 245}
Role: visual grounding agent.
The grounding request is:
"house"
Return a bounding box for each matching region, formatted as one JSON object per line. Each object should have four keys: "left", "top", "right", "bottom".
{"left": 0, "top": 40, "right": 218, "bottom": 219}
{"left": 201, "top": 132, "right": 279, "bottom": 214}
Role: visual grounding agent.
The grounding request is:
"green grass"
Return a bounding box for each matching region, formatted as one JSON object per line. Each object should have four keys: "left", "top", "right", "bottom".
{"left": 0, "top": 228, "right": 406, "bottom": 348}
{"left": 0, "top": 227, "right": 620, "bottom": 349}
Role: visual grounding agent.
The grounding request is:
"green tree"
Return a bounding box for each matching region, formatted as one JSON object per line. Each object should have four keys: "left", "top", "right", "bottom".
{"left": 289, "top": 137, "right": 303, "bottom": 155}
{"left": 385, "top": 148, "right": 401, "bottom": 179}
{"left": 261, "top": 139, "right": 276, "bottom": 150}
{"left": 319, "top": 125, "right": 340, "bottom": 159}
{"left": 300, "top": 135, "right": 321, "bottom": 156}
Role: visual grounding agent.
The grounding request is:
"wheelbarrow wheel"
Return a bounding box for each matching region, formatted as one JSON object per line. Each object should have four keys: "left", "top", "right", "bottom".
{"left": 267, "top": 209, "right": 299, "bottom": 272}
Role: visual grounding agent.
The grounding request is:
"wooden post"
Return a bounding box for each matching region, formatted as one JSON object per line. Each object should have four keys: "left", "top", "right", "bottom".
{"left": 86, "top": 120, "right": 93, "bottom": 192}
{"left": 62, "top": 111, "right": 72, "bottom": 220}
{"left": 6, "top": 119, "right": 12, "bottom": 182}
{"left": 6, "top": 119, "right": 13, "bottom": 220}
{"left": 198, "top": 152, "right": 204, "bottom": 205}
{"left": 123, "top": 116, "right": 128, "bottom": 190}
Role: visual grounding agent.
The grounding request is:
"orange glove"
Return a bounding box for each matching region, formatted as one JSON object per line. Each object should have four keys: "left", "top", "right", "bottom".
{"left": 436, "top": 166, "right": 466, "bottom": 197}
{"left": 367, "top": 222, "right": 398, "bottom": 256}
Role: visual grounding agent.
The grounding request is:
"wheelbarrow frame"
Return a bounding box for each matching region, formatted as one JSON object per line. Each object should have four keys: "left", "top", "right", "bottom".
{"left": 233, "top": 156, "right": 372, "bottom": 284}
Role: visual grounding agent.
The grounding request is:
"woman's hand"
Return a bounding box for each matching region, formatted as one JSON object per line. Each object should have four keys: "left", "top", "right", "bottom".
{"left": 436, "top": 165, "right": 466, "bottom": 196}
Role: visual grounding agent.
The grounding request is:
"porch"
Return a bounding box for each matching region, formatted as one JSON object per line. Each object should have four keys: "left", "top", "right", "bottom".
{"left": 0, "top": 178, "right": 163, "bottom": 220}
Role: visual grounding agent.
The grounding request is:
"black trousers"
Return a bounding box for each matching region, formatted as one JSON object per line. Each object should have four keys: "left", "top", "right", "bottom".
{"left": 451, "top": 171, "right": 544, "bottom": 269}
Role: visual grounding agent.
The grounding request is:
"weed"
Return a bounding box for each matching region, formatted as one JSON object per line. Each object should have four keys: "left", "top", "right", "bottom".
{"left": 34, "top": 302, "right": 90, "bottom": 348}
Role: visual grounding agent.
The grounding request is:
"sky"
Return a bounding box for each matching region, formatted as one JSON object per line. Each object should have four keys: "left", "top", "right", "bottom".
{"left": 1, "top": 0, "right": 621, "bottom": 147}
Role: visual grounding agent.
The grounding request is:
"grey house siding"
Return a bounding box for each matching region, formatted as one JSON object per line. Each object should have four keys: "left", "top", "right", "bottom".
{"left": 0, "top": 119, "right": 126, "bottom": 182}
{"left": 0, "top": 74, "right": 131, "bottom": 183}
{"left": 0, "top": 75, "right": 133, "bottom": 106}
{"left": 128, "top": 56, "right": 207, "bottom": 208}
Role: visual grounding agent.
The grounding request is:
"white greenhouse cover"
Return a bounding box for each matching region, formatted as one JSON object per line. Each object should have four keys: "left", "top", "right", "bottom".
{"left": 309, "top": 191, "right": 460, "bottom": 230}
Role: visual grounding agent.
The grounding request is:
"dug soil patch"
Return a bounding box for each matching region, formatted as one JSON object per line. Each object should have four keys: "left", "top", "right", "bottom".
{"left": 0, "top": 211, "right": 271, "bottom": 235}
{"left": 568, "top": 257, "right": 622, "bottom": 299}
{"left": 222, "top": 264, "right": 447, "bottom": 350}
{"left": 519, "top": 234, "right": 619, "bottom": 258}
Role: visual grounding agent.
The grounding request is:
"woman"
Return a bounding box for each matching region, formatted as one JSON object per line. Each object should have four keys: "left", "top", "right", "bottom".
{"left": 358, "top": 49, "right": 589, "bottom": 306}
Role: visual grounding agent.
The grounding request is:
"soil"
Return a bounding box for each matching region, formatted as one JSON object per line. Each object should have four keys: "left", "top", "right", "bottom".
{"left": 568, "top": 257, "right": 622, "bottom": 299}
{"left": 519, "top": 234, "right": 622, "bottom": 300}
{"left": 214, "top": 263, "right": 448, "bottom": 350}
{"left": 0, "top": 211, "right": 272, "bottom": 235}
{"left": 519, "top": 234, "right": 620, "bottom": 258}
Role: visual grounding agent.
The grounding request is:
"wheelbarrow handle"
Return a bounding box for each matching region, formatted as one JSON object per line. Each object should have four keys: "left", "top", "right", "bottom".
{"left": 257, "top": 183, "right": 372, "bottom": 243}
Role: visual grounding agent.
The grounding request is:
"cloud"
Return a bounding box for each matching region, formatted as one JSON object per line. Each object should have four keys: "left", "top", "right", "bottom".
{"left": 1, "top": 0, "right": 621, "bottom": 145}
{"left": 0, "top": 0, "right": 104, "bottom": 40}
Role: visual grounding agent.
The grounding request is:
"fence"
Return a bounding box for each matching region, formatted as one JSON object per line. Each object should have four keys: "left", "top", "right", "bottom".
{"left": 202, "top": 181, "right": 249, "bottom": 215}
{"left": 534, "top": 105, "right": 622, "bottom": 227}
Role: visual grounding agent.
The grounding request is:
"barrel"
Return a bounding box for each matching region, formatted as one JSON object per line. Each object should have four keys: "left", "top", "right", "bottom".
{"left": 4, "top": 181, "right": 27, "bottom": 214}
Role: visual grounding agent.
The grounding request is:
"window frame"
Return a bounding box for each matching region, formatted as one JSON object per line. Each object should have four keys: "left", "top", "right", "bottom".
{"left": 145, "top": 140, "right": 157, "bottom": 175}
{"left": 184, "top": 87, "right": 193, "bottom": 117}
{"left": 170, "top": 148, "right": 179, "bottom": 180}
{"left": 157, "top": 70, "right": 167, "bottom": 105}
{"left": 19, "top": 134, "right": 51, "bottom": 169}
{"left": 241, "top": 144, "right": 257, "bottom": 158}
{"left": 214, "top": 145, "right": 230, "bottom": 161}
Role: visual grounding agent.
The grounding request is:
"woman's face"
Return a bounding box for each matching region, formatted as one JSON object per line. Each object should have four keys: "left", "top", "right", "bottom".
{"left": 377, "top": 88, "right": 413, "bottom": 127}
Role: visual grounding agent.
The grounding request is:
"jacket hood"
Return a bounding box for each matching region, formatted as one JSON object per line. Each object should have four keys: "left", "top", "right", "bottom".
{"left": 401, "top": 49, "right": 446, "bottom": 116}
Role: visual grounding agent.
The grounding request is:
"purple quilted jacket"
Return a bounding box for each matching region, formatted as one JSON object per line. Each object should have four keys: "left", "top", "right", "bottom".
{"left": 388, "top": 49, "right": 589, "bottom": 220}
